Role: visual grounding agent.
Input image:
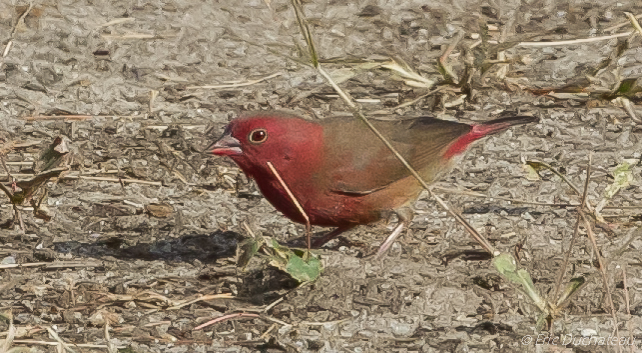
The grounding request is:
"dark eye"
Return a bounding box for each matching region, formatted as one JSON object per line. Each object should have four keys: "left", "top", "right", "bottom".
{"left": 248, "top": 128, "right": 268, "bottom": 144}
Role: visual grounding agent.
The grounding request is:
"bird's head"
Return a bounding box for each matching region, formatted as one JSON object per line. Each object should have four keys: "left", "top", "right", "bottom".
{"left": 206, "top": 112, "right": 324, "bottom": 176}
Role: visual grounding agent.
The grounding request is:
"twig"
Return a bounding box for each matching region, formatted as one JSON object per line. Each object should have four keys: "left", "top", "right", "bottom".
{"left": 394, "top": 88, "right": 441, "bottom": 108}
{"left": 193, "top": 313, "right": 259, "bottom": 331}
{"left": 242, "top": 221, "right": 257, "bottom": 239}
{"left": 46, "top": 326, "right": 77, "bottom": 353}
{"left": 579, "top": 210, "right": 620, "bottom": 350}
{"left": 11, "top": 340, "right": 126, "bottom": 349}
{"left": 60, "top": 175, "right": 162, "bottom": 186}
{"left": 263, "top": 297, "right": 283, "bottom": 313}
{"left": 20, "top": 115, "right": 93, "bottom": 121}
{"left": 621, "top": 267, "right": 635, "bottom": 353}
{"left": 551, "top": 214, "right": 583, "bottom": 304}
{"left": 556, "top": 228, "right": 642, "bottom": 311}
{"left": 100, "top": 33, "right": 164, "bottom": 40}
{"left": 552, "top": 154, "right": 592, "bottom": 304}
{"left": 614, "top": 97, "right": 642, "bottom": 124}
{"left": 10, "top": 2, "right": 34, "bottom": 36}
{"left": 528, "top": 159, "right": 582, "bottom": 196}
{"left": 104, "top": 324, "right": 116, "bottom": 353}
{"left": 8, "top": 141, "right": 41, "bottom": 148}
{"left": 261, "top": 315, "right": 291, "bottom": 327}
{"left": 167, "top": 293, "right": 234, "bottom": 310}
{"left": 259, "top": 323, "right": 277, "bottom": 340}
{"left": 300, "top": 318, "right": 351, "bottom": 326}
{"left": 95, "top": 17, "right": 135, "bottom": 29}
{"left": 605, "top": 13, "right": 642, "bottom": 31}
{"left": 266, "top": 161, "right": 312, "bottom": 251}
{"left": 143, "top": 321, "right": 172, "bottom": 327}
{"left": 0, "top": 261, "right": 103, "bottom": 270}
{"left": 0, "top": 316, "right": 16, "bottom": 353}
{"left": 186, "top": 72, "right": 282, "bottom": 90}
{"left": 19, "top": 115, "right": 146, "bottom": 121}
{"left": 438, "top": 30, "right": 465, "bottom": 83}
{"left": 517, "top": 32, "right": 633, "bottom": 47}
{"left": 625, "top": 12, "right": 642, "bottom": 37}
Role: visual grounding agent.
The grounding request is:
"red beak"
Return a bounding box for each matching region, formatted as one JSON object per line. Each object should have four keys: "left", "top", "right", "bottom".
{"left": 206, "top": 134, "right": 242, "bottom": 156}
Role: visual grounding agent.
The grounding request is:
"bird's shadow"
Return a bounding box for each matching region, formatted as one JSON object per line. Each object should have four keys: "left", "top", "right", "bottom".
{"left": 53, "top": 230, "right": 242, "bottom": 264}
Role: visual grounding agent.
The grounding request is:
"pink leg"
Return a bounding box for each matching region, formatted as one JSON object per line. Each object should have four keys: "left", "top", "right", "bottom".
{"left": 375, "top": 208, "right": 413, "bottom": 259}
{"left": 375, "top": 223, "right": 405, "bottom": 259}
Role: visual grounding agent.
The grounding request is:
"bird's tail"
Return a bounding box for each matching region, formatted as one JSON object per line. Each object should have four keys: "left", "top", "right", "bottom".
{"left": 444, "top": 116, "right": 538, "bottom": 158}
{"left": 473, "top": 116, "right": 539, "bottom": 136}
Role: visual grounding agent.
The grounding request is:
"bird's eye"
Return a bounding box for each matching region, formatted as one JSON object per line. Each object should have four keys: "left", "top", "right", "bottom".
{"left": 248, "top": 129, "right": 268, "bottom": 144}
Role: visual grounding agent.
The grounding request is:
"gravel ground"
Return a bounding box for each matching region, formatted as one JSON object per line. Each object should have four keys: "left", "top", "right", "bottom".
{"left": 1, "top": 0, "right": 642, "bottom": 352}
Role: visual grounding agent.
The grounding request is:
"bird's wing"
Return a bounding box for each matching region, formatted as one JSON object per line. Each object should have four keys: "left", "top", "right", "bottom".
{"left": 321, "top": 117, "right": 471, "bottom": 195}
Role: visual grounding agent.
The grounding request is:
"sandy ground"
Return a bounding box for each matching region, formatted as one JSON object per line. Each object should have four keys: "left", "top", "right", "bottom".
{"left": 1, "top": 0, "right": 642, "bottom": 352}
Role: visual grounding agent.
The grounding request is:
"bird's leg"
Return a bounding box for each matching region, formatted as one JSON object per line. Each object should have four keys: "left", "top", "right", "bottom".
{"left": 376, "top": 208, "right": 413, "bottom": 259}
{"left": 311, "top": 225, "right": 356, "bottom": 248}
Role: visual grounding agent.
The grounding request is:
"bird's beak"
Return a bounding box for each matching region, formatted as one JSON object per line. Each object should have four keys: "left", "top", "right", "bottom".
{"left": 205, "top": 134, "right": 242, "bottom": 156}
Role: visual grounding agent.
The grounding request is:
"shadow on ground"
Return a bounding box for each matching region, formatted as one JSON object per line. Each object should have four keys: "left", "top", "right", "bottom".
{"left": 53, "top": 230, "right": 242, "bottom": 263}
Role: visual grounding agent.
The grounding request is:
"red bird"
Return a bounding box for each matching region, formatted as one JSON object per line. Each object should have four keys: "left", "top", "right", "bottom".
{"left": 208, "top": 111, "right": 537, "bottom": 250}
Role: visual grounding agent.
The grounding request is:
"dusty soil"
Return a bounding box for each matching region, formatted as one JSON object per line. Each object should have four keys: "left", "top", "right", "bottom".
{"left": 1, "top": 0, "right": 642, "bottom": 352}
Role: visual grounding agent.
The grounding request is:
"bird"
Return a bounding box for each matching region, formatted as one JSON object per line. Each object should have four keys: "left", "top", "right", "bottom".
{"left": 207, "top": 111, "right": 537, "bottom": 253}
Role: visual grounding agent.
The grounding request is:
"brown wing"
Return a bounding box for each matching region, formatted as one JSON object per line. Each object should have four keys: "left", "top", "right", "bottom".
{"left": 321, "top": 117, "right": 472, "bottom": 195}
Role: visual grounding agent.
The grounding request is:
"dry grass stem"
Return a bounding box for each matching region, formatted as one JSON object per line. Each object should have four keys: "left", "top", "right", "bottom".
{"left": 193, "top": 313, "right": 259, "bottom": 331}
{"left": 551, "top": 213, "right": 583, "bottom": 303}
{"left": 100, "top": 33, "right": 162, "bottom": 40}
{"left": 10, "top": 3, "right": 34, "bottom": 38}
{"left": 45, "top": 327, "right": 76, "bottom": 353}
{"left": 518, "top": 32, "right": 633, "bottom": 46}
{"left": 552, "top": 154, "right": 592, "bottom": 304}
{"left": 438, "top": 30, "right": 465, "bottom": 83}
{"left": 242, "top": 221, "right": 257, "bottom": 239}
{"left": 60, "top": 175, "right": 162, "bottom": 186}
{"left": 167, "top": 293, "right": 234, "bottom": 310}
{"left": 186, "top": 72, "right": 282, "bottom": 90}
{"left": 0, "top": 318, "right": 16, "bottom": 353}
{"left": 621, "top": 267, "right": 635, "bottom": 353}
{"left": 20, "top": 115, "right": 92, "bottom": 121}
{"left": 11, "top": 340, "right": 125, "bottom": 349}
{"left": 605, "top": 13, "right": 642, "bottom": 31}
{"left": 614, "top": 97, "right": 642, "bottom": 123}
{"left": 1, "top": 4, "right": 33, "bottom": 71}
{"left": 95, "top": 17, "right": 135, "bottom": 29}
{"left": 266, "top": 161, "right": 312, "bottom": 250}
{"left": 528, "top": 159, "right": 583, "bottom": 196}
{"left": 0, "top": 261, "right": 102, "bottom": 270}
{"left": 579, "top": 210, "right": 620, "bottom": 350}
{"left": 625, "top": 12, "right": 642, "bottom": 37}
{"left": 262, "top": 297, "right": 283, "bottom": 313}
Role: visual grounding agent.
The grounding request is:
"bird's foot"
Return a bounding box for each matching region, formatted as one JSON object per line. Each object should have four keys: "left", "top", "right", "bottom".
{"left": 375, "top": 207, "right": 413, "bottom": 259}
{"left": 375, "top": 222, "right": 405, "bottom": 259}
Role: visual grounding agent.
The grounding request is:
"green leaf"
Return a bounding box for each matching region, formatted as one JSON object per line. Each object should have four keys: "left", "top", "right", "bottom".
{"left": 603, "top": 161, "right": 634, "bottom": 198}
{"left": 556, "top": 277, "right": 586, "bottom": 307}
{"left": 237, "top": 238, "right": 262, "bottom": 270}
{"left": 285, "top": 253, "right": 322, "bottom": 282}
{"left": 493, "top": 253, "right": 516, "bottom": 274}
{"left": 522, "top": 163, "right": 541, "bottom": 181}
{"left": 614, "top": 78, "right": 641, "bottom": 97}
{"left": 493, "top": 253, "right": 546, "bottom": 312}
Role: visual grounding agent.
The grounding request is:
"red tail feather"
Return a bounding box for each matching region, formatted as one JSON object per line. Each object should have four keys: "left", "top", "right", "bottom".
{"left": 444, "top": 116, "right": 537, "bottom": 159}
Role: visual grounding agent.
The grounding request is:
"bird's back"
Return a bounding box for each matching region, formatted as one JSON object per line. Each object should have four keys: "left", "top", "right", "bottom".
{"left": 320, "top": 116, "right": 472, "bottom": 196}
